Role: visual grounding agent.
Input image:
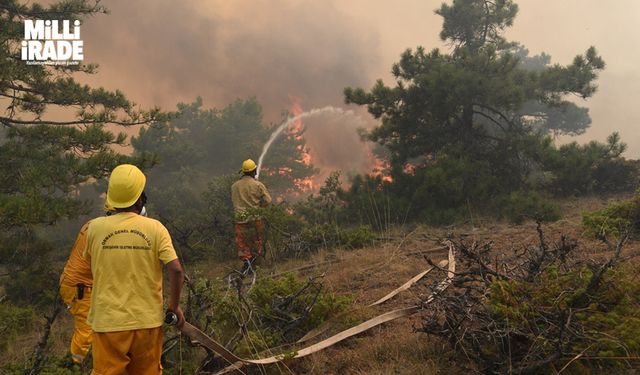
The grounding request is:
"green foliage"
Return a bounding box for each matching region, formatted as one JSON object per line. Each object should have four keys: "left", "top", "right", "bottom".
{"left": 499, "top": 191, "right": 560, "bottom": 224}
{"left": 544, "top": 133, "right": 638, "bottom": 196}
{"left": 425, "top": 233, "right": 640, "bottom": 374}
{"left": 259, "top": 204, "right": 306, "bottom": 258}
{"left": 248, "top": 273, "right": 352, "bottom": 337}
{"left": 264, "top": 205, "right": 375, "bottom": 259}
{"left": 132, "top": 98, "right": 315, "bottom": 261}
{"left": 133, "top": 97, "right": 314, "bottom": 196}
{"left": 336, "top": 173, "right": 413, "bottom": 228}
{"left": 0, "top": 122, "right": 150, "bottom": 242}
{"left": 2, "top": 353, "right": 86, "bottom": 375}
{"left": 488, "top": 264, "right": 640, "bottom": 371}
{"left": 342, "top": 0, "right": 628, "bottom": 226}
{"left": 582, "top": 192, "right": 640, "bottom": 238}
{"left": 401, "top": 155, "right": 500, "bottom": 225}
{"left": 4, "top": 265, "right": 59, "bottom": 307}
{"left": 512, "top": 45, "right": 593, "bottom": 136}
{"left": 437, "top": 0, "right": 518, "bottom": 51}
{"left": 345, "top": 42, "right": 603, "bottom": 166}
{"left": 0, "top": 0, "right": 160, "bottom": 313}
{"left": 0, "top": 303, "right": 34, "bottom": 352}
{"left": 170, "top": 273, "right": 351, "bottom": 368}
{"left": 0, "top": 0, "right": 161, "bottom": 232}
{"left": 300, "top": 224, "right": 375, "bottom": 251}
{"left": 294, "top": 171, "right": 343, "bottom": 226}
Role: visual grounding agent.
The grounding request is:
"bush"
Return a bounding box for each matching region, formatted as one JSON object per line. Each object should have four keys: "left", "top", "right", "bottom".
{"left": 394, "top": 155, "right": 501, "bottom": 226}
{"left": 300, "top": 224, "right": 375, "bottom": 251}
{"left": 163, "top": 272, "right": 352, "bottom": 372}
{"left": 499, "top": 191, "right": 561, "bottom": 224}
{"left": 582, "top": 192, "right": 640, "bottom": 238}
{"left": 0, "top": 303, "right": 35, "bottom": 352}
{"left": 2, "top": 354, "right": 87, "bottom": 375}
{"left": 544, "top": 133, "right": 639, "bottom": 196}
{"left": 4, "top": 266, "right": 59, "bottom": 307}
{"left": 422, "top": 230, "right": 640, "bottom": 374}
{"left": 336, "top": 173, "right": 413, "bottom": 229}
{"left": 248, "top": 273, "right": 352, "bottom": 338}
{"left": 487, "top": 264, "right": 640, "bottom": 372}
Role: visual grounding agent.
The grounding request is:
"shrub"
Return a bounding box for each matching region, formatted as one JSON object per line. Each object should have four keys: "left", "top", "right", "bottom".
{"left": 248, "top": 273, "right": 352, "bottom": 339}
{"left": 300, "top": 224, "right": 375, "bottom": 252}
{"left": 393, "top": 155, "right": 501, "bottom": 226}
{"left": 544, "top": 133, "right": 639, "bottom": 196}
{"left": 163, "top": 272, "right": 352, "bottom": 372}
{"left": 582, "top": 192, "right": 640, "bottom": 238}
{"left": 486, "top": 264, "right": 640, "bottom": 373}
{"left": 422, "top": 229, "right": 640, "bottom": 374}
{"left": 0, "top": 303, "right": 35, "bottom": 352}
{"left": 4, "top": 266, "right": 59, "bottom": 307}
{"left": 499, "top": 191, "right": 561, "bottom": 224}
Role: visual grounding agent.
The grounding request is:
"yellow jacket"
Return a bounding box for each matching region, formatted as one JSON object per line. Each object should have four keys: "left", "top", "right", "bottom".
{"left": 231, "top": 176, "right": 272, "bottom": 222}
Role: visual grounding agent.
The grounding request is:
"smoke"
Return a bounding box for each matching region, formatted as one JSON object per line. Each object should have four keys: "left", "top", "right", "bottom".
{"left": 81, "top": 0, "right": 378, "bottom": 114}
{"left": 509, "top": 0, "right": 640, "bottom": 157}
{"left": 301, "top": 110, "right": 372, "bottom": 185}
{"left": 79, "top": 0, "right": 381, "bottom": 181}
{"left": 79, "top": 0, "right": 640, "bottom": 167}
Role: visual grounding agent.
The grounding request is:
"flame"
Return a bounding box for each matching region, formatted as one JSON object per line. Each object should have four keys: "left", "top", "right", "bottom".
{"left": 403, "top": 163, "right": 416, "bottom": 176}
{"left": 368, "top": 151, "right": 393, "bottom": 183}
{"left": 288, "top": 95, "right": 315, "bottom": 191}
{"left": 284, "top": 95, "right": 394, "bottom": 193}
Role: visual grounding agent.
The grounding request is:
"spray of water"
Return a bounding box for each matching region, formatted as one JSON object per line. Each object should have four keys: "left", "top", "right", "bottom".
{"left": 256, "top": 106, "right": 351, "bottom": 179}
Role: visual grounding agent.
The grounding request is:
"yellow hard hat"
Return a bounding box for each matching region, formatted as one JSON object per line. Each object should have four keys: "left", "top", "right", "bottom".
{"left": 241, "top": 159, "right": 257, "bottom": 173}
{"left": 106, "top": 164, "right": 146, "bottom": 208}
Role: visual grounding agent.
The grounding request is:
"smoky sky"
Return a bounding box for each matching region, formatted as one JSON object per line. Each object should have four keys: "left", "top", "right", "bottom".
{"left": 78, "top": 0, "right": 383, "bottom": 176}
{"left": 81, "top": 0, "right": 378, "bottom": 116}
{"left": 77, "top": 0, "right": 640, "bottom": 167}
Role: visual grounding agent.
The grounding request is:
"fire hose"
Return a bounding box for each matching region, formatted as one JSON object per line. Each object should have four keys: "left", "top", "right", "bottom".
{"left": 165, "top": 243, "right": 455, "bottom": 374}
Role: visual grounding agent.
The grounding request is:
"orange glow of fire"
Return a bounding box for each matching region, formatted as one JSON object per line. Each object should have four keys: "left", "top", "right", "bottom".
{"left": 288, "top": 95, "right": 315, "bottom": 191}
{"left": 403, "top": 163, "right": 417, "bottom": 176}
{"left": 368, "top": 151, "right": 393, "bottom": 183}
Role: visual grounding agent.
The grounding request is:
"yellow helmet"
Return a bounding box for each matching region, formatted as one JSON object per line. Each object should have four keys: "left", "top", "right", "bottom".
{"left": 241, "top": 159, "right": 257, "bottom": 173}
{"left": 106, "top": 164, "right": 146, "bottom": 208}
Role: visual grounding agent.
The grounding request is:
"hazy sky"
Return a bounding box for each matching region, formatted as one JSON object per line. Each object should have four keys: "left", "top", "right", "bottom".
{"left": 78, "top": 0, "right": 640, "bottom": 163}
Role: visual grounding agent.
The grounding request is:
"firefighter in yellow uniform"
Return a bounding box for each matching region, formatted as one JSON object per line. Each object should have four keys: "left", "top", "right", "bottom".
{"left": 59, "top": 220, "right": 95, "bottom": 364}
{"left": 84, "top": 164, "right": 185, "bottom": 374}
{"left": 231, "top": 159, "right": 272, "bottom": 271}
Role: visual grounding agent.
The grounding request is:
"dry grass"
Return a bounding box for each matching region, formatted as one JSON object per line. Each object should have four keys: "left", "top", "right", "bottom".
{"left": 3, "top": 194, "right": 639, "bottom": 373}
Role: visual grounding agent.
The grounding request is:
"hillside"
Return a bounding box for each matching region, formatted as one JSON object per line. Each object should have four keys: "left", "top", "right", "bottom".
{"left": 5, "top": 194, "right": 638, "bottom": 374}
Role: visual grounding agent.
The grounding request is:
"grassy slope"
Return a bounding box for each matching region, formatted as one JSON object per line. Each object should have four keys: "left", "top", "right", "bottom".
{"left": 4, "top": 194, "right": 639, "bottom": 374}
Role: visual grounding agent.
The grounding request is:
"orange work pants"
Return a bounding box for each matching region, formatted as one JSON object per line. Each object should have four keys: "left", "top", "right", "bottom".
{"left": 59, "top": 283, "right": 93, "bottom": 363}
{"left": 92, "top": 327, "right": 163, "bottom": 375}
{"left": 235, "top": 218, "right": 265, "bottom": 261}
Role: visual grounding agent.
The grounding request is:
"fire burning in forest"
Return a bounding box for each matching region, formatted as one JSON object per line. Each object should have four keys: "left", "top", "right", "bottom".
{"left": 287, "top": 96, "right": 315, "bottom": 191}
{"left": 285, "top": 96, "right": 392, "bottom": 191}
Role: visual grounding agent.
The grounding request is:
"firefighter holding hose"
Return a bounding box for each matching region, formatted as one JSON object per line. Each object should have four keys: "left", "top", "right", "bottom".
{"left": 231, "top": 159, "right": 272, "bottom": 273}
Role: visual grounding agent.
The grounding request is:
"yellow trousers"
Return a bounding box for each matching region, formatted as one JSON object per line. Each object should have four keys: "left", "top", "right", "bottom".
{"left": 92, "top": 327, "right": 163, "bottom": 375}
{"left": 59, "top": 283, "right": 93, "bottom": 363}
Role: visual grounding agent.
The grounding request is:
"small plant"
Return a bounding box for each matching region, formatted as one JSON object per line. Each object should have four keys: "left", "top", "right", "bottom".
{"left": 162, "top": 272, "right": 352, "bottom": 373}
{"left": 0, "top": 303, "right": 35, "bottom": 352}
{"left": 583, "top": 192, "right": 640, "bottom": 238}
